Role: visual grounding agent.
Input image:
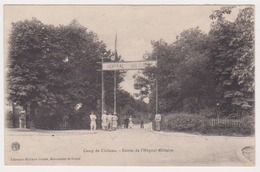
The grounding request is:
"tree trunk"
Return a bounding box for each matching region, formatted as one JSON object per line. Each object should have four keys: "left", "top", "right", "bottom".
{"left": 29, "top": 101, "right": 37, "bottom": 130}
{"left": 197, "top": 93, "right": 200, "bottom": 115}
{"left": 12, "top": 103, "right": 16, "bottom": 128}
{"left": 24, "top": 105, "right": 29, "bottom": 129}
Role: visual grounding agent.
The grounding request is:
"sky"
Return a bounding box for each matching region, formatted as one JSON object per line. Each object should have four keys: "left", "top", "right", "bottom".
{"left": 4, "top": 5, "right": 243, "bottom": 96}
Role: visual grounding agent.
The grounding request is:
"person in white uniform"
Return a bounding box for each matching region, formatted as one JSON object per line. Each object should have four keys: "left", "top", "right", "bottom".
{"left": 90, "top": 111, "right": 97, "bottom": 132}
{"left": 101, "top": 111, "right": 108, "bottom": 130}
{"left": 112, "top": 113, "right": 118, "bottom": 130}
{"left": 19, "top": 110, "right": 26, "bottom": 129}
{"left": 129, "top": 115, "right": 133, "bottom": 129}
{"left": 154, "top": 113, "right": 161, "bottom": 131}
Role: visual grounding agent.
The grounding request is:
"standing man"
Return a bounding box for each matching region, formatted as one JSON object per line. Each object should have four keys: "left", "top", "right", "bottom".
{"left": 107, "top": 112, "right": 113, "bottom": 130}
{"left": 101, "top": 111, "right": 108, "bottom": 130}
{"left": 123, "top": 115, "right": 128, "bottom": 129}
{"left": 154, "top": 113, "right": 161, "bottom": 131}
{"left": 129, "top": 115, "right": 133, "bottom": 129}
{"left": 19, "top": 110, "right": 26, "bottom": 129}
{"left": 90, "top": 111, "right": 97, "bottom": 132}
{"left": 140, "top": 119, "right": 144, "bottom": 129}
{"left": 112, "top": 113, "right": 118, "bottom": 130}
{"left": 125, "top": 116, "right": 129, "bottom": 129}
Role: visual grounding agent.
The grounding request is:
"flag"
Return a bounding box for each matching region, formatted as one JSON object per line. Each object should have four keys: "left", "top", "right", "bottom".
{"left": 114, "top": 33, "right": 118, "bottom": 61}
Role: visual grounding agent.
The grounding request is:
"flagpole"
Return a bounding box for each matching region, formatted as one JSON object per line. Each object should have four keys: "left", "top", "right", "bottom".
{"left": 101, "top": 56, "right": 105, "bottom": 115}
{"left": 114, "top": 70, "right": 117, "bottom": 114}
{"left": 114, "top": 34, "right": 117, "bottom": 114}
{"left": 156, "top": 56, "right": 158, "bottom": 114}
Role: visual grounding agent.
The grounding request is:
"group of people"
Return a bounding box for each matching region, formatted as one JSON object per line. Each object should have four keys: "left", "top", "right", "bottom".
{"left": 89, "top": 111, "right": 135, "bottom": 132}
{"left": 89, "top": 111, "right": 119, "bottom": 132}
{"left": 123, "top": 115, "right": 133, "bottom": 129}
{"left": 101, "top": 111, "right": 118, "bottom": 130}
{"left": 90, "top": 110, "right": 162, "bottom": 132}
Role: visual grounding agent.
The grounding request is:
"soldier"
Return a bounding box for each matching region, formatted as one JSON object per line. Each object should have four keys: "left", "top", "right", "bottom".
{"left": 124, "top": 115, "right": 129, "bottom": 129}
{"left": 112, "top": 113, "right": 118, "bottom": 130}
{"left": 101, "top": 111, "right": 108, "bottom": 130}
{"left": 129, "top": 115, "right": 133, "bottom": 129}
{"left": 19, "top": 110, "right": 26, "bottom": 129}
{"left": 140, "top": 120, "right": 144, "bottom": 128}
{"left": 154, "top": 113, "right": 161, "bottom": 131}
{"left": 90, "top": 111, "right": 97, "bottom": 132}
{"left": 107, "top": 112, "right": 113, "bottom": 130}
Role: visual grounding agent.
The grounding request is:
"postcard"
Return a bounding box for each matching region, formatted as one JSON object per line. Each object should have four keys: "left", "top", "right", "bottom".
{"left": 4, "top": 4, "right": 255, "bottom": 166}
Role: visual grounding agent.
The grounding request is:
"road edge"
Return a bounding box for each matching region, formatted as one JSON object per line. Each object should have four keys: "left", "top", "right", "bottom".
{"left": 236, "top": 146, "right": 255, "bottom": 166}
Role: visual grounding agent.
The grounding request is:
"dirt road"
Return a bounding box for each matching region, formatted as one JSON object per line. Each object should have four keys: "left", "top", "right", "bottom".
{"left": 5, "top": 125, "right": 254, "bottom": 166}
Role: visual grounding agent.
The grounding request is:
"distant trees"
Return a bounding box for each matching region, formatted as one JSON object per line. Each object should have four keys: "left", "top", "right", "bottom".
{"left": 134, "top": 6, "right": 254, "bottom": 118}
{"left": 117, "top": 90, "right": 148, "bottom": 115}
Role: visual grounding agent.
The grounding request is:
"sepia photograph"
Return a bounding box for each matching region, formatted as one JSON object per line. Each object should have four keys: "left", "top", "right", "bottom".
{"left": 3, "top": 4, "right": 255, "bottom": 167}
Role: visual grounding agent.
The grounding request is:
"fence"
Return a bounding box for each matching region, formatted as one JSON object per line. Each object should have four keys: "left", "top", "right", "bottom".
{"left": 204, "top": 118, "right": 245, "bottom": 127}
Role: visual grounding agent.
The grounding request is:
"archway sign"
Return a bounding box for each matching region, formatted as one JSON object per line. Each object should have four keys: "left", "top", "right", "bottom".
{"left": 100, "top": 60, "right": 158, "bottom": 116}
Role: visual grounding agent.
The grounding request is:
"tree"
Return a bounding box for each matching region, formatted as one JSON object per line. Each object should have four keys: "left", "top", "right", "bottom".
{"left": 117, "top": 89, "right": 148, "bottom": 114}
{"left": 170, "top": 28, "right": 214, "bottom": 113}
{"left": 134, "top": 28, "right": 214, "bottom": 114}
{"left": 208, "top": 7, "right": 254, "bottom": 118}
{"left": 134, "top": 6, "right": 254, "bottom": 119}
{"left": 7, "top": 18, "right": 121, "bottom": 129}
{"left": 8, "top": 18, "right": 59, "bottom": 127}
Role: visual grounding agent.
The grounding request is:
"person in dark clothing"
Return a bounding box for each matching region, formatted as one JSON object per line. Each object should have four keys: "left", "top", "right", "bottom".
{"left": 140, "top": 120, "right": 144, "bottom": 128}
{"left": 124, "top": 116, "right": 129, "bottom": 129}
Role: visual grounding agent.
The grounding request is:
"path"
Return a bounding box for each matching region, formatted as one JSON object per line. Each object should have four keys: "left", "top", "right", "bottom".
{"left": 5, "top": 124, "right": 254, "bottom": 166}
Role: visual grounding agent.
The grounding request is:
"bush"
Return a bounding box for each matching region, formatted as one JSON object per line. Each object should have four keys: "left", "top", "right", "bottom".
{"left": 161, "top": 113, "right": 206, "bottom": 133}
{"left": 239, "top": 115, "right": 255, "bottom": 135}
{"left": 202, "top": 116, "right": 255, "bottom": 136}
{"left": 161, "top": 113, "right": 255, "bottom": 136}
{"left": 199, "top": 107, "right": 220, "bottom": 118}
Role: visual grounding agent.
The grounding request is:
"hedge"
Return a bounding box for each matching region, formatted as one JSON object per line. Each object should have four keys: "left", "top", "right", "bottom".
{"left": 159, "top": 113, "right": 254, "bottom": 136}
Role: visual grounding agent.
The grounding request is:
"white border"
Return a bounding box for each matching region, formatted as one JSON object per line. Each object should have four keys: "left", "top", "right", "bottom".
{"left": 1, "top": 1, "right": 259, "bottom": 172}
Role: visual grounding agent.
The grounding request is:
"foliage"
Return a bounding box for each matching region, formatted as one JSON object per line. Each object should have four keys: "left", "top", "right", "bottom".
{"left": 7, "top": 18, "right": 121, "bottom": 128}
{"left": 135, "top": 28, "right": 214, "bottom": 114}
{"left": 239, "top": 115, "right": 254, "bottom": 135}
{"left": 134, "top": 6, "right": 254, "bottom": 119}
{"left": 7, "top": 18, "right": 148, "bottom": 129}
{"left": 161, "top": 113, "right": 206, "bottom": 133}
{"left": 208, "top": 7, "right": 254, "bottom": 118}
